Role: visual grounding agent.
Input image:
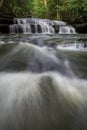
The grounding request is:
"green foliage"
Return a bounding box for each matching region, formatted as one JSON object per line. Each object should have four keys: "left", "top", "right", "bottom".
{"left": 30, "top": 0, "right": 48, "bottom": 18}
{"left": 1, "top": 0, "right": 87, "bottom": 22}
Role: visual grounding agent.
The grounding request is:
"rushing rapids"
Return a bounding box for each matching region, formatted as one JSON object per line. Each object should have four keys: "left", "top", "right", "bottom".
{"left": 9, "top": 18, "right": 76, "bottom": 34}
{"left": 0, "top": 72, "right": 87, "bottom": 130}
{"left": 0, "top": 33, "right": 87, "bottom": 130}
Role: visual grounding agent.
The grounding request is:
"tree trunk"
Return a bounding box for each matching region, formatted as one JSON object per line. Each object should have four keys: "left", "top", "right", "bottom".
{"left": 44, "top": 0, "right": 48, "bottom": 18}
{"left": 0, "top": 0, "right": 4, "bottom": 9}
{"left": 44, "top": 0, "right": 47, "bottom": 6}
{"left": 57, "top": 0, "right": 59, "bottom": 20}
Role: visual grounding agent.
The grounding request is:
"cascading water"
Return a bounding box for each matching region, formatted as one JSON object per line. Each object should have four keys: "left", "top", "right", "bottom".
{"left": 59, "top": 25, "right": 76, "bottom": 34}
{"left": 0, "top": 33, "right": 87, "bottom": 130}
{"left": 9, "top": 18, "right": 76, "bottom": 34}
{"left": 10, "top": 18, "right": 32, "bottom": 34}
{"left": 57, "top": 42, "right": 87, "bottom": 50}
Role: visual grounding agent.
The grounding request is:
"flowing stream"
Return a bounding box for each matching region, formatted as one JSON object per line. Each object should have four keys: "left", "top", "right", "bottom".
{"left": 0, "top": 19, "right": 87, "bottom": 130}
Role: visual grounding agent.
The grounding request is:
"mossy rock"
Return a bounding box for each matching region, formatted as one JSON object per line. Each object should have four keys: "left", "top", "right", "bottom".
{"left": 53, "top": 25, "right": 59, "bottom": 33}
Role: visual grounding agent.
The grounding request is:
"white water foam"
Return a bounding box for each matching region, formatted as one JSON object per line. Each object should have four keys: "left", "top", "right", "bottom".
{"left": 0, "top": 72, "right": 87, "bottom": 130}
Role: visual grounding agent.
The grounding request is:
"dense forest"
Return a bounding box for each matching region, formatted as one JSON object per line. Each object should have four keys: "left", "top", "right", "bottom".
{"left": 0, "top": 0, "right": 87, "bottom": 23}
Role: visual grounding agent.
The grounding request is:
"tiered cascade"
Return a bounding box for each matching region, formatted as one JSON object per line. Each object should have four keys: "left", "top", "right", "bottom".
{"left": 10, "top": 18, "right": 76, "bottom": 34}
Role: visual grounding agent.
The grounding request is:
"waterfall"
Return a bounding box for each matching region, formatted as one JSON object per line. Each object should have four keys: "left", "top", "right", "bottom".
{"left": 59, "top": 25, "right": 76, "bottom": 34}
{"left": 9, "top": 18, "right": 76, "bottom": 34}
{"left": 10, "top": 18, "right": 32, "bottom": 34}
